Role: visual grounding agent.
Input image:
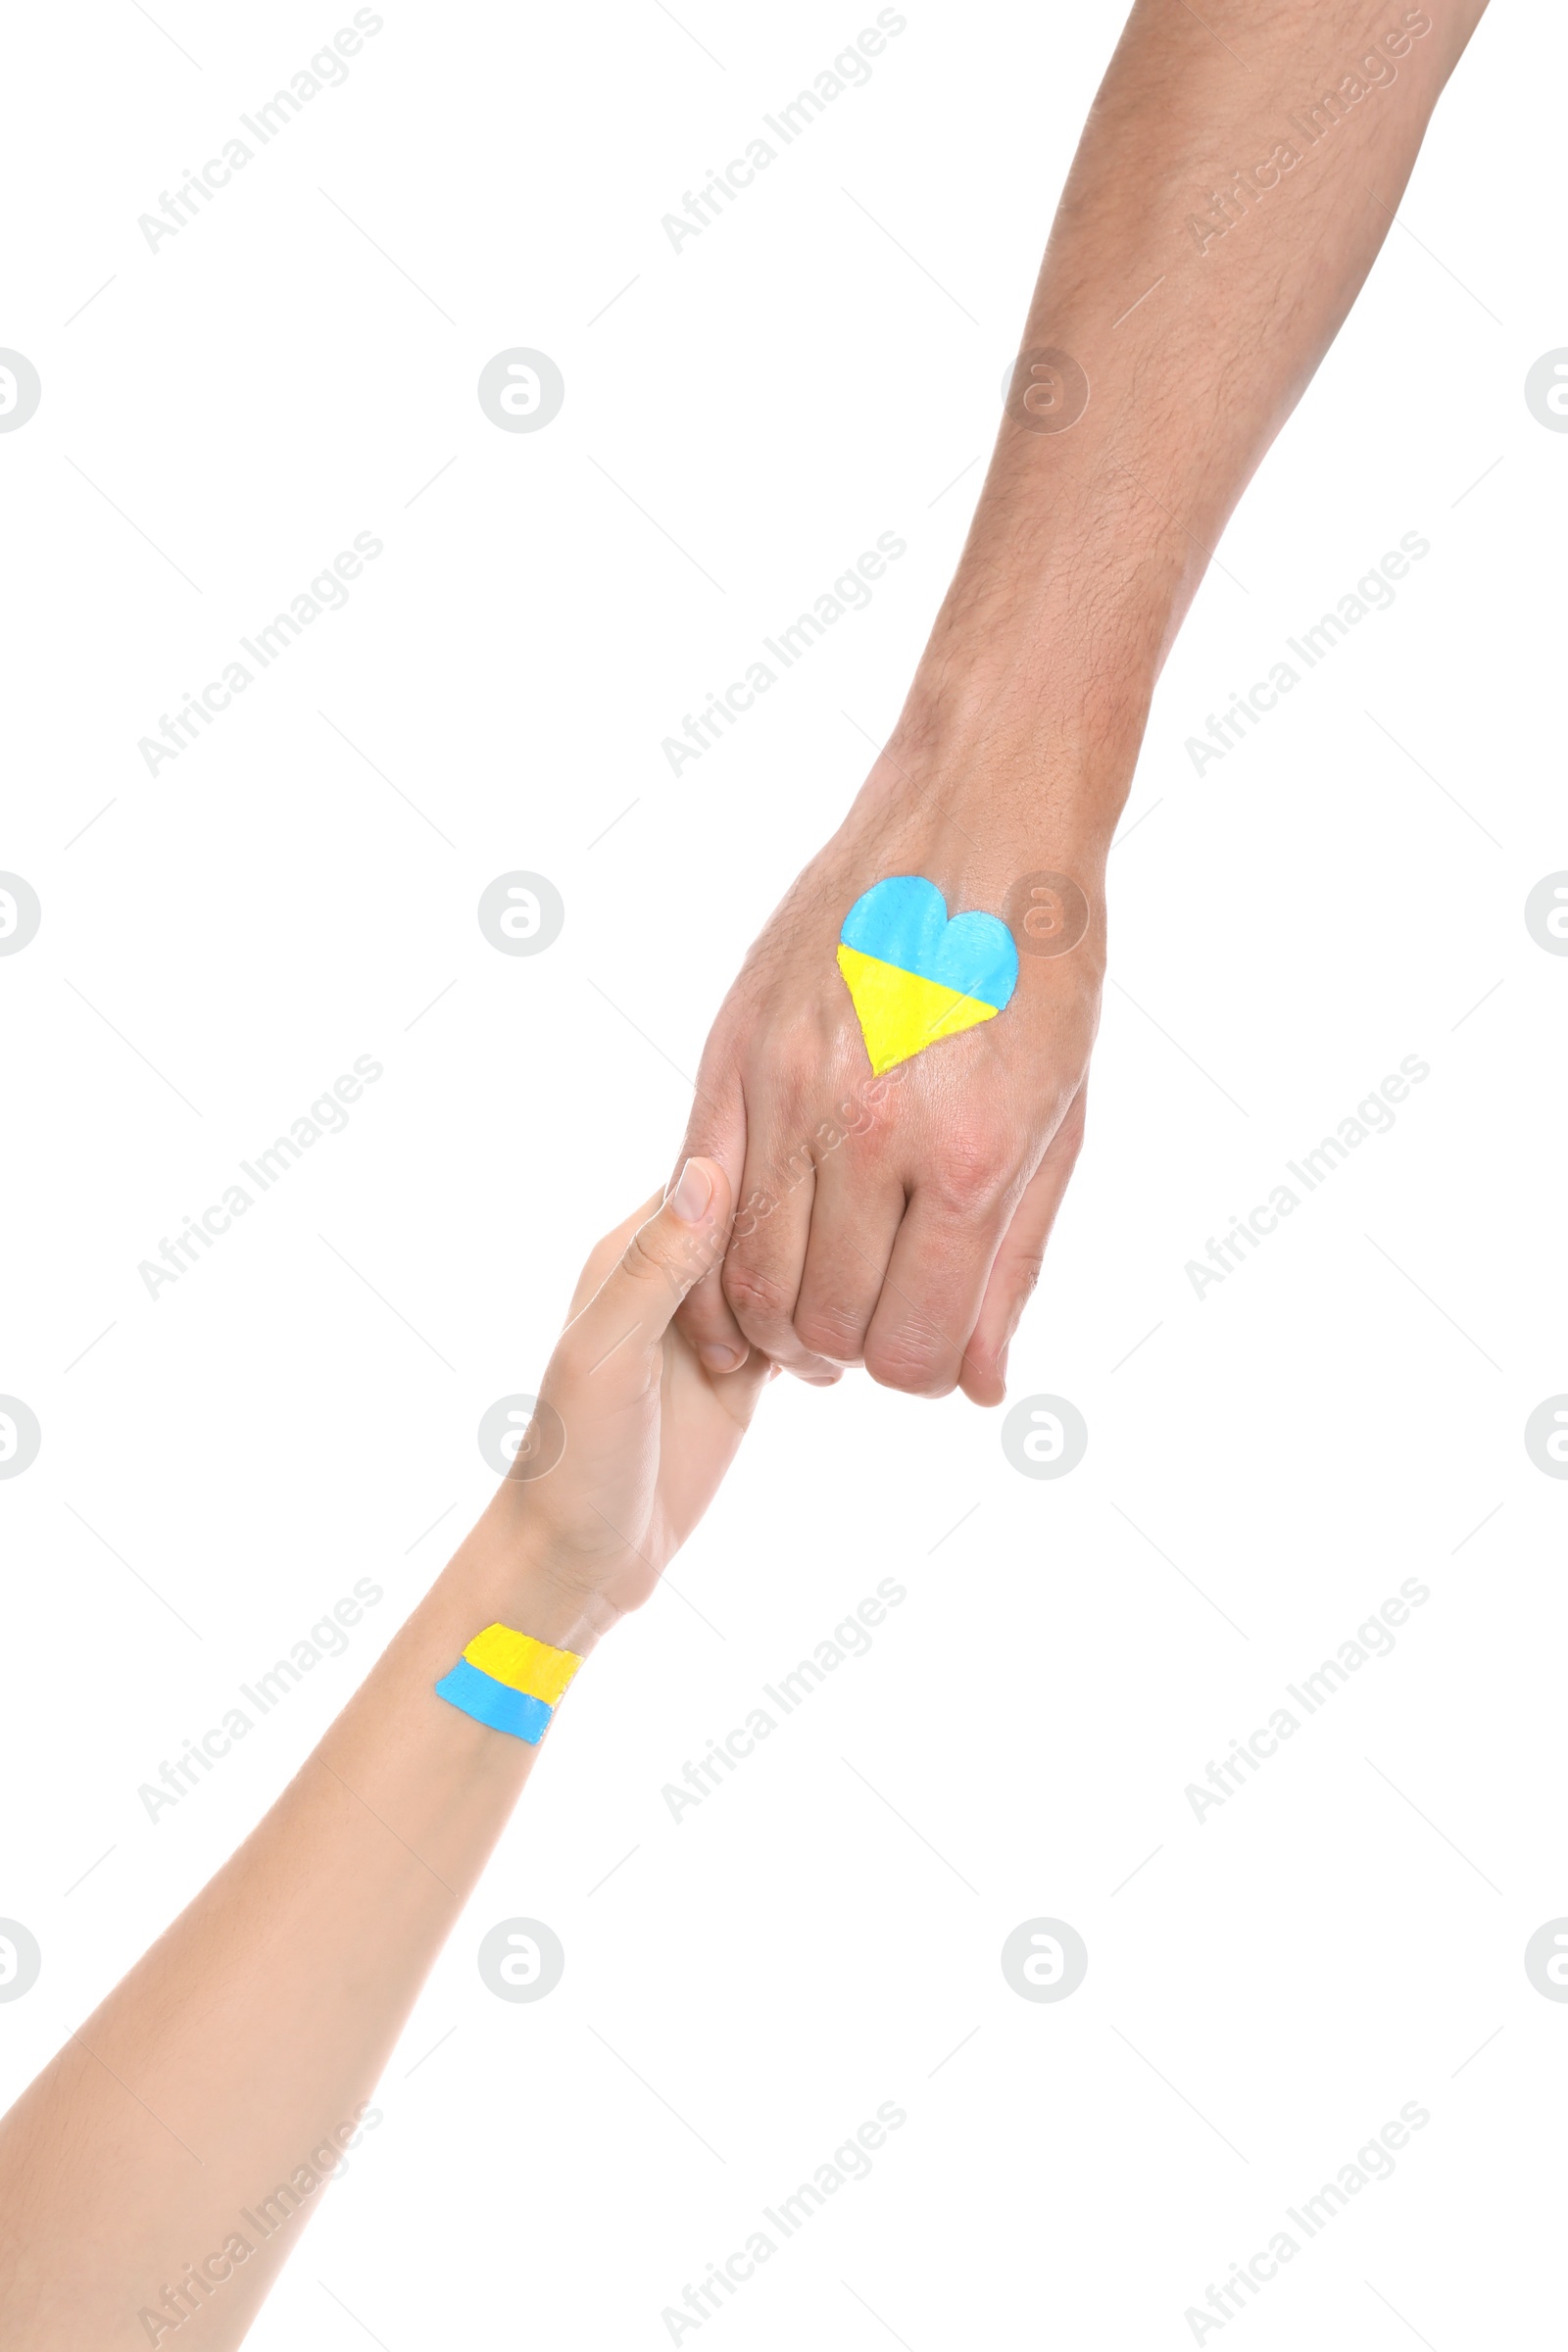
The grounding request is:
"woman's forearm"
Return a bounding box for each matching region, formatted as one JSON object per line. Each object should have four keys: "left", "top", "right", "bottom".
{"left": 0, "top": 1489, "right": 599, "bottom": 2350}
{"left": 0, "top": 1159, "right": 753, "bottom": 2349}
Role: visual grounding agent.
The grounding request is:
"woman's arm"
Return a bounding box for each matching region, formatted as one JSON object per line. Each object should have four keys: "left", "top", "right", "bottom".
{"left": 0, "top": 1160, "right": 764, "bottom": 2350}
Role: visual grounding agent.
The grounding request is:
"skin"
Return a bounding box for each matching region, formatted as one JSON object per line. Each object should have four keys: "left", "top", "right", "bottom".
{"left": 0, "top": 1160, "right": 767, "bottom": 2351}
{"left": 0, "top": 6, "right": 1496, "bottom": 2335}
{"left": 676, "top": 0, "right": 1491, "bottom": 1405}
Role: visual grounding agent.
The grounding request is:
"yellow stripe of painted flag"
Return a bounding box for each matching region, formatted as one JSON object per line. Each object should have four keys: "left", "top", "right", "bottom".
{"left": 836, "top": 943, "right": 1000, "bottom": 1076}
{"left": 463, "top": 1623, "right": 583, "bottom": 1705}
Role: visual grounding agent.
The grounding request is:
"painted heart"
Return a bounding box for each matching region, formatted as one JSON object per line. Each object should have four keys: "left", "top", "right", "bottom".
{"left": 836, "top": 875, "right": 1018, "bottom": 1076}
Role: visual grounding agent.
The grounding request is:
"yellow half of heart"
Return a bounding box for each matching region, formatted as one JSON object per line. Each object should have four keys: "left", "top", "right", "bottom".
{"left": 836, "top": 942, "right": 1001, "bottom": 1076}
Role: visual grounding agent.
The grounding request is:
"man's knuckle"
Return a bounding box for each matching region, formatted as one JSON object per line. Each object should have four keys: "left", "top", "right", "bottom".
{"left": 777, "top": 1006, "right": 836, "bottom": 1062}
{"left": 722, "top": 1258, "right": 796, "bottom": 1327}
{"left": 929, "top": 1139, "right": 1004, "bottom": 1219}
{"left": 1012, "top": 1247, "right": 1047, "bottom": 1300}
{"left": 864, "top": 1330, "right": 951, "bottom": 1397}
{"left": 793, "top": 1301, "right": 866, "bottom": 1362}
{"left": 1047, "top": 1081, "right": 1089, "bottom": 1152}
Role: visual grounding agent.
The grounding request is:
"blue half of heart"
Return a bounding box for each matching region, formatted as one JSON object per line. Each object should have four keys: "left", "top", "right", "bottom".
{"left": 840, "top": 876, "right": 1019, "bottom": 1008}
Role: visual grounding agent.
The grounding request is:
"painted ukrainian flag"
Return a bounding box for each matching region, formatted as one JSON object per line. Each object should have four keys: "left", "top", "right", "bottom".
{"left": 435, "top": 1624, "right": 583, "bottom": 1744}
{"left": 837, "top": 875, "right": 1019, "bottom": 1077}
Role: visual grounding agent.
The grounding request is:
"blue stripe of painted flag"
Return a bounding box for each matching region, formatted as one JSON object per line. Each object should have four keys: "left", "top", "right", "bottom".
{"left": 435, "top": 1656, "right": 555, "bottom": 1743}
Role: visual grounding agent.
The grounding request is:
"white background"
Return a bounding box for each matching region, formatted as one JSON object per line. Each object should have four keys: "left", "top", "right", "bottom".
{"left": 2, "top": 0, "right": 1565, "bottom": 2344}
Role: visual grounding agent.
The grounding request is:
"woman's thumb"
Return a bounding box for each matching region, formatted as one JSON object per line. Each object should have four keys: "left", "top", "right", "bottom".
{"left": 566, "top": 1159, "right": 733, "bottom": 1365}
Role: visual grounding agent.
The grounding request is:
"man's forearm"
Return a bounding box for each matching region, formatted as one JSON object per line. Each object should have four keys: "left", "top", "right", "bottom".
{"left": 887, "top": 0, "right": 1487, "bottom": 839}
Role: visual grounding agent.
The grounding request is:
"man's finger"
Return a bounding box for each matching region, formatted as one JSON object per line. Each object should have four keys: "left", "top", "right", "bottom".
{"left": 671, "top": 1073, "right": 752, "bottom": 1376}
{"left": 721, "top": 1113, "right": 843, "bottom": 1385}
{"left": 860, "top": 1181, "right": 1009, "bottom": 1399}
{"left": 959, "top": 1090, "right": 1087, "bottom": 1405}
{"left": 792, "top": 1146, "right": 906, "bottom": 1366}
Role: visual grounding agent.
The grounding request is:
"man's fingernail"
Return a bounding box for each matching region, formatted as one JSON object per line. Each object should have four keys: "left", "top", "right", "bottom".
{"left": 668, "top": 1159, "right": 712, "bottom": 1224}
{"left": 700, "top": 1341, "right": 743, "bottom": 1372}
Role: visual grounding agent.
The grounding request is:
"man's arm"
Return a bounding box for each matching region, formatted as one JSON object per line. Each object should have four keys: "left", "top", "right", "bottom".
{"left": 676, "top": 0, "right": 1489, "bottom": 1401}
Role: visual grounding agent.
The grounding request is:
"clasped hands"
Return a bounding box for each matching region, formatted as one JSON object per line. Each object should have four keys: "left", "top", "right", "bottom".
{"left": 669, "top": 737, "right": 1110, "bottom": 1408}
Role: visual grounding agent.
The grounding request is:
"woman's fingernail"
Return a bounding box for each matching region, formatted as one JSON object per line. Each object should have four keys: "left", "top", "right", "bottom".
{"left": 667, "top": 1159, "right": 713, "bottom": 1224}
{"left": 700, "top": 1341, "right": 743, "bottom": 1372}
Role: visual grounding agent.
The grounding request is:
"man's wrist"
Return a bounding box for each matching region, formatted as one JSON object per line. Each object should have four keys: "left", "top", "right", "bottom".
{"left": 848, "top": 646, "right": 1148, "bottom": 894}
{"left": 869, "top": 426, "right": 1182, "bottom": 840}
{"left": 906, "top": 588, "right": 1155, "bottom": 774}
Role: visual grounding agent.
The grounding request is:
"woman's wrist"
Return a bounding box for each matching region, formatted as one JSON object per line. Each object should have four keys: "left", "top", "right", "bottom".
{"left": 438, "top": 1487, "right": 625, "bottom": 1663}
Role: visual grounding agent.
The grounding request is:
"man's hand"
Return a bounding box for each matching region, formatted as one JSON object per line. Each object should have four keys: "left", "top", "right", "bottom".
{"left": 674, "top": 741, "right": 1108, "bottom": 1403}
{"left": 674, "top": 0, "right": 1487, "bottom": 1401}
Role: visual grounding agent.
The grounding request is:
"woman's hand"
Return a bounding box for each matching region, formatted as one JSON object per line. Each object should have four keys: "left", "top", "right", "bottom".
{"left": 483, "top": 1159, "right": 773, "bottom": 1633}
